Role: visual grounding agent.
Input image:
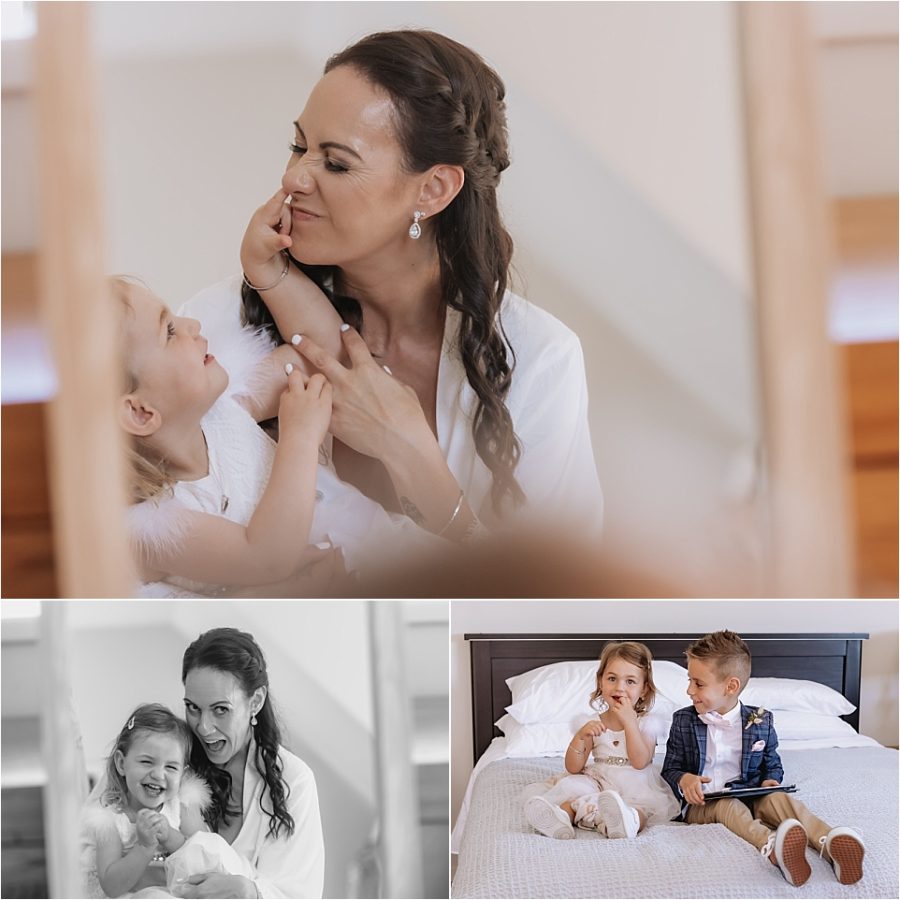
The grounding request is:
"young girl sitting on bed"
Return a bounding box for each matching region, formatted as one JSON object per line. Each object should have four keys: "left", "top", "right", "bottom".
{"left": 121, "top": 191, "right": 444, "bottom": 596}
{"left": 525, "top": 641, "right": 679, "bottom": 840}
{"left": 79, "top": 704, "right": 209, "bottom": 897}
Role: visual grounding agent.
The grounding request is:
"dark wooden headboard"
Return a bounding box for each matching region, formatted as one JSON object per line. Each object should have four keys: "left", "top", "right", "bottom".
{"left": 465, "top": 633, "right": 868, "bottom": 761}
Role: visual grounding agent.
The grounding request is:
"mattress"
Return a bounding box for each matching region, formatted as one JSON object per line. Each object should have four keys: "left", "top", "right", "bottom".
{"left": 452, "top": 746, "right": 899, "bottom": 899}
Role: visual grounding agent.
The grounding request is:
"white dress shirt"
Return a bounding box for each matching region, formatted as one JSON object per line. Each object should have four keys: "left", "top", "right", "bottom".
{"left": 699, "top": 703, "right": 742, "bottom": 793}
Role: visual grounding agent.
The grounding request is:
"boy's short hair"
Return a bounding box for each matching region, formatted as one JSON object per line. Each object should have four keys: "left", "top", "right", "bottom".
{"left": 685, "top": 630, "right": 752, "bottom": 689}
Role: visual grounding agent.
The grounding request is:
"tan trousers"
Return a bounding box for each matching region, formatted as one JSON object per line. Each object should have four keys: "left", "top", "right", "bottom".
{"left": 685, "top": 792, "right": 833, "bottom": 856}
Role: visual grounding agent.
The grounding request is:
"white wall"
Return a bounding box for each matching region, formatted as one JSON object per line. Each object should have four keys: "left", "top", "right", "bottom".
{"left": 815, "top": 39, "right": 899, "bottom": 196}
{"left": 450, "top": 599, "right": 899, "bottom": 826}
{"left": 810, "top": 0, "right": 899, "bottom": 197}
{"left": 65, "top": 599, "right": 375, "bottom": 744}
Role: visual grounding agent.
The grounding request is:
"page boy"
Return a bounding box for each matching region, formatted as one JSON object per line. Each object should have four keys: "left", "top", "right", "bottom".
{"left": 661, "top": 630, "right": 864, "bottom": 886}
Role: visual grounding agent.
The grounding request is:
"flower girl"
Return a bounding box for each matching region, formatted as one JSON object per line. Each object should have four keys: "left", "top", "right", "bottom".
{"left": 525, "top": 641, "right": 679, "bottom": 839}
{"left": 79, "top": 704, "right": 209, "bottom": 897}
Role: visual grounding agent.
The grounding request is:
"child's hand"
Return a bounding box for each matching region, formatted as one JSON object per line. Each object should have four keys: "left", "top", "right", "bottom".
{"left": 679, "top": 773, "right": 712, "bottom": 805}
{"left": 610, "top": 693, "right": 638, "bottom": 723}
{"left": 149, "top": 812, "right": 171, "bottom": 844}
{"left": 240, "top": 190, "right": 293, "bottom": 287}
{"left": 135, "top": 808, "right": 161, "bottom": 849}
{"left": 575, "top": 719, "right": 607, "bottom": 744}
{"left": 761, "top": 779, "right": 781, "bottom": 787}
{"left": 278, "top": 368, "right": 333, "bottom": 448}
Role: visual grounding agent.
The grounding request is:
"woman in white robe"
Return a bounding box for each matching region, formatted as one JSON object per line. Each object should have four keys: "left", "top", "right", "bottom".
{"left": 178, "top": 628, "right": 324, "bottom": 899}
{"left": 184, "top": 29, "right": 603, "bottom": 560}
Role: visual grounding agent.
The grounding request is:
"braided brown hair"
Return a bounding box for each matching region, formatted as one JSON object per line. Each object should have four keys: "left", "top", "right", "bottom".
{"left": 242, "top": 29, "right": 525, "bottom": 512}
{"left": 182, "top": 628, "right": 294, "bottom": 840}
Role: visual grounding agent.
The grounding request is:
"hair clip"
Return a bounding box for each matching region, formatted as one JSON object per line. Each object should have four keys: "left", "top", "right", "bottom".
{"left": 127, "top": 716, "right": 136, "bottom": 730}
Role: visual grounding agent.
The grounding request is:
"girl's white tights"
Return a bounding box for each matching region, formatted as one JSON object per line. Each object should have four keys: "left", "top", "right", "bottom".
{"left": 539, "top": 773, "right": 600, "bottom": 822}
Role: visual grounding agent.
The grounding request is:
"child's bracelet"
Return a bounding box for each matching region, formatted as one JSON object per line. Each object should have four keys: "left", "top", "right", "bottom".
{"left": 243, "top": 251, "right": 290, "bottom": 292}
{"left": 568, "top": 743, "right": 587, "bottom": 755}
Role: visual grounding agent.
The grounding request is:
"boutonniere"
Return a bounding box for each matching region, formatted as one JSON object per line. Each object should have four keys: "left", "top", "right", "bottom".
{"left": 745, "top": 707, "right": 766, "bottom": 729}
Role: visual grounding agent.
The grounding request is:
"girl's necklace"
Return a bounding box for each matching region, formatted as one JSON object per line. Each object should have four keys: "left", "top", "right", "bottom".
{"left": 202, "top": 430, "right": 229, "bottom": 514}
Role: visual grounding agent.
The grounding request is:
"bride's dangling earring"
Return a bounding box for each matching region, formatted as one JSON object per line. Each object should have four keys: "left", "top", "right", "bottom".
{"left": 408, "top": 210, "right": 424, "bottom": 240}
{"left": 250, "top": 714, "right": 258, "bottom": 727}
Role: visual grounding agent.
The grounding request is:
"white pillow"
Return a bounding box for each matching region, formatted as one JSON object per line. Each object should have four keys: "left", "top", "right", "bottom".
{"left": 496, "top": 705, "right": 677, "bottom": 758}
{"left": 652, "top": 660, "right": 692, "bottom": 705}
{"left": 505, "top": 660, "right": 594, "bottom": 724}
{"left": 741, "top": 677, "right": 855, "bottom": 716}
{"left": 770, "top": 710, "right": 859, "bottom": 742}
{"left": 505, "top": 658, "right": 689, "bottom": 725}
{"left": 496, "top": 714, "right": 586, "bottom": 758}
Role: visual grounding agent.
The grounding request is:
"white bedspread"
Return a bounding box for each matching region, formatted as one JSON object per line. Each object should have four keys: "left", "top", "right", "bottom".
{"left": 452, "top": 745, "right": 898, "bottom": 899}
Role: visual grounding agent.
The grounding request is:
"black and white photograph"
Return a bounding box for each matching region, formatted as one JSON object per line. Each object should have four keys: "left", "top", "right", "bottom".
{"left": 1, "top": 599, "right": 448, "bottom": 898}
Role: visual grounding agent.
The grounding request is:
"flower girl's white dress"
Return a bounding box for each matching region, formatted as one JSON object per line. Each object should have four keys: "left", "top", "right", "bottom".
{"left": 126, "top": 318, "right": 442, "bottom": 598}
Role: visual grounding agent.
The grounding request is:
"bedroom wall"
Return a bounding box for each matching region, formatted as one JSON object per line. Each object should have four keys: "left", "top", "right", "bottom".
{"left": 449, "top": 600, "right": 899, "bottom": 828}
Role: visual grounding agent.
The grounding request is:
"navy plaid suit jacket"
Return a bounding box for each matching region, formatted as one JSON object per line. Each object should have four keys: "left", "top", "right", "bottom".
{"left": 661, "top": 702, "right": 784, "bottom": 819}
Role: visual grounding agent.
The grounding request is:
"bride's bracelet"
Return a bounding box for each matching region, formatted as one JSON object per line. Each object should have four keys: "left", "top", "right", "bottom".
{"left": 437, "top": 489, "right": 465, "bottom": 536}
{"left": 243, "top": 251, "right": 290, "bottom": 292}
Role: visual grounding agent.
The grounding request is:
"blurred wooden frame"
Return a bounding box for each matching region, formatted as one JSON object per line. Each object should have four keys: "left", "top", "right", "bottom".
{"left": 738, "top": 2, "right": 854, "bottom": 597}
{"left": 34, "top": 3, "right": 134, "bottom": 599}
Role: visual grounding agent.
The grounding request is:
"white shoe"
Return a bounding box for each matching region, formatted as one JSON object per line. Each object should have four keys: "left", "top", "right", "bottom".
{"left": 593, "top": 791, "right": 640, "bottom": 840}
{"left": 524, "top": 796, "right": 575, "bottom": 840}
{"left": 761, "top": 818, "right": 810, "bottom": 886}
{"left": 819, "top": 826, "right": 865, "bottom": 885}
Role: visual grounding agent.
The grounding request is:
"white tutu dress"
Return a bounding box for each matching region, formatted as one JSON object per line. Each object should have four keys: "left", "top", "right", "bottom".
{"left": 528, "top": 716, "right": 679, "bottom": 830}
{"left": 79, "top": 772, "right": 210, "bottom": 898}
{"left": 164, "top": 832, "right": 254, "bottom": 897}
{"left": 573, "top": 725, "right": 681, "bottom": 825}
{"left": 126, "top": 316, "right": 444, "bottom": 597}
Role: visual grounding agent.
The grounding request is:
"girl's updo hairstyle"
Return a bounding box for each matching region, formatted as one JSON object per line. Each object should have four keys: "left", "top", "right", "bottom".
{"left": 102, "top": 703, "right": 193, "bottom": 809}
{"left": 182, "top": 627, "right": 294, "bottom": 839}
{"left": 589, "top": 641, "right": 657, "bottom": 717}
{"left": 242, "top": 29, "right": 525, "bottom": 512}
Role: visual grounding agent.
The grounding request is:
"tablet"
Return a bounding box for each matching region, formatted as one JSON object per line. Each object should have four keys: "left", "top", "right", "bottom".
{"left": 703, "top": 783, "right": 798, "bottom": 801}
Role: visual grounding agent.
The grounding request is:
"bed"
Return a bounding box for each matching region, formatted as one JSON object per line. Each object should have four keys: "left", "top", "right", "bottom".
{"left": 452, "top": 633, "right": 898, "bottom": 899}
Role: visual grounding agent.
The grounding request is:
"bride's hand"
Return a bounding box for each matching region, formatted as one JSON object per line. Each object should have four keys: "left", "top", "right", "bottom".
{"left": 292, "top": 326, "right": 433, "bottom": 460}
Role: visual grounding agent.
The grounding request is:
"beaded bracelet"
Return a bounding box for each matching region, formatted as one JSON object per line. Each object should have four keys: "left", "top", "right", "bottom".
{"left": 243, "top": 251, "right": 290, "bottom": 292}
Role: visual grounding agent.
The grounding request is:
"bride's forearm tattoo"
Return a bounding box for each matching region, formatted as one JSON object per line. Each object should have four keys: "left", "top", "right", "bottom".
{"left": 400, "top": 496, "right": 425, "bottom": 526}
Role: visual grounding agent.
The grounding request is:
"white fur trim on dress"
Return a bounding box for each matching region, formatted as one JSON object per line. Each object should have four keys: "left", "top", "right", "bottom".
{"left": 196, "top": 308, "right": 274, "bottom": 406}
{"left": 178, "top": 770, "right": 212, "bottom": 813}
{"left": 80, "top": 802, "right": 123, "bottom": 842}
{"left": 126, "top": 493, "right": 197, "bottom": 562}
